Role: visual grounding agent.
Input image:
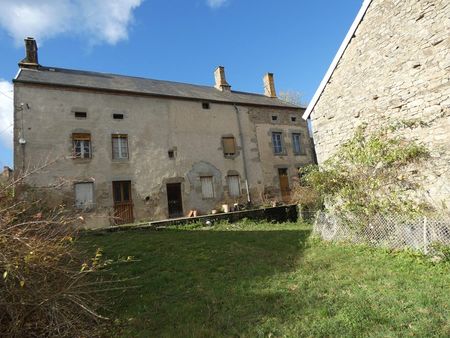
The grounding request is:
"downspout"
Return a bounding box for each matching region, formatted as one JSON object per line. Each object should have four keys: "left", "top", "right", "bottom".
{"left": 233, "top": 104, "right": 251, "bottom": 203}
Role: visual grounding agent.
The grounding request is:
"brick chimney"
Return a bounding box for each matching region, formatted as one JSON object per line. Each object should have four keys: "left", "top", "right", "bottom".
{"left": 18, "top": 37, "right": 39, "bottom": 69}
{"left": 214, "top": 66, "right": 231, "bottom": 91}
{"left": 263, "top": 73, "right": 276, "bottom": 98}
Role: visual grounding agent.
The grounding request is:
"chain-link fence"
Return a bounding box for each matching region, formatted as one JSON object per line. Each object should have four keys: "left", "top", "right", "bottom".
{"left": 312, "top": 211, "right": 450, "bottom": 255}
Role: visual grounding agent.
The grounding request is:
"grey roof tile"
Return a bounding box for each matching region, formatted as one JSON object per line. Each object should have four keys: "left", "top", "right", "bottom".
{"left": 15, "top": 67, "right": 301, "bottom": 109}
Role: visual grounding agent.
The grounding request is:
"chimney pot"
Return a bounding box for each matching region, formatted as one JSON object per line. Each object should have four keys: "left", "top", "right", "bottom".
{"left": 18, "top": 37, "right": 39, "bottom": 69}
{"left": 263, "top": 73, "right": 276, "bottom": 98}
{"left": 214, "top": 66, "right": 231, "bottom": 91}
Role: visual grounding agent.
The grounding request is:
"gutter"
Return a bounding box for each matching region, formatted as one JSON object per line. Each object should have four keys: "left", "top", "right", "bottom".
{"left": 302, "top": 0, "right": 373, "bottom": 120}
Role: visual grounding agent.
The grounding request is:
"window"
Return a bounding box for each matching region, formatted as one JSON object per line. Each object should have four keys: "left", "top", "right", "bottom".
{"left": 74, "top": 111, "right": 87, "bottom": 119}
{"left": 113, "top": 113, "right": 124, "bottom": 120}
{"left": 222, "top": 136, "right": 236, "bottom": 156}
{"left": 168, "top": 150, "right": 175, "bottom": 158}
{"left": 291, "top": 116, "right": 297, "bottom": 122}
{"left": 271, "top": 115, "right": 278, "bottom": 122}
{"left": 74, "top": 182, "right": 94, "bottom": 209}
{"left": 292, "top": 133, "right": 302, "bottom": 155}
{"left": 72, "top": 133, "right": 91, "bottom": 159}
{"left": 272, "top": 132, "right": 283, "bottom": 154}
{"left": 228, "top": 175, "right": 240, "bottom": 197}
{"left": 112, "top": 134, "right": 129, "bottom": 160}
{"left": 202, "top": 102, "right": 210, "bottom": 109}
{"left": 200, "top": 176, "right": 214, "bottom": 198}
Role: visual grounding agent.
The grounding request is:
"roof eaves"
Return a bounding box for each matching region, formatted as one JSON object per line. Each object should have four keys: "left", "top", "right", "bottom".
{"left": 302, "top": 0, "right": 373, "bottom": 120}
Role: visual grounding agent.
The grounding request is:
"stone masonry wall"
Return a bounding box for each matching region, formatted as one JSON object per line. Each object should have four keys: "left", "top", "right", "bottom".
{"left": 311, "top": 0, "right": 450, "bottom": 210}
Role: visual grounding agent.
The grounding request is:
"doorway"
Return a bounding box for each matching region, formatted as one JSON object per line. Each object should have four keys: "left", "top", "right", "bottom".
{"left": 278, "top": 168, "right": 290, "bottom": 203}
{"left": 167, "top": 183, "right": 183, "bottom": 218}
{"left": 112, "top": 181, "right": 134, "bottom": 225}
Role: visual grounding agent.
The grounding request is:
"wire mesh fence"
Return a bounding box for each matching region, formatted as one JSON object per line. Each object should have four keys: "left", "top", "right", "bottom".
{"left": 312, "top": 211, "right": 450, "bottom": 255}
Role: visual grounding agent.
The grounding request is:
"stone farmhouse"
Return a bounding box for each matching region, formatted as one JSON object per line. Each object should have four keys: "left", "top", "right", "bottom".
{"left": 13, "top": 38, "right": 315, "bottom": 227}
{"left": 304, "top": 0, "right": 449, "bottom": 211}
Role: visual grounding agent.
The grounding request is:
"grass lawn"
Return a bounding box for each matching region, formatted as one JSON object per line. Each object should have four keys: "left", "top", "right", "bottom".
{"left": 81, "top": 221, "right": 450, "bottom": 337}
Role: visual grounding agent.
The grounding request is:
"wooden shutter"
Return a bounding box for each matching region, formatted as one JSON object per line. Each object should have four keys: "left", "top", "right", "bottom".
{"left": 201, "top": 176, "right": 214, "bottom": 198}
{"left": 72, "top": 133, "right": 91, "bottom": 141}
{"left": 75, "top": 182, "right": 94, "bottom": 209}
{"left": 228, "top": 175, "right": 240, "bottom": 197}
{"left": 222, "top": 137, "right": 236, "bottom": 155}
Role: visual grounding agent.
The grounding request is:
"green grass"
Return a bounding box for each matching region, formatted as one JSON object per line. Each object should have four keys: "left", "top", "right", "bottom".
{"left": 80, "top": 221, "right": 450, "bottom": 337}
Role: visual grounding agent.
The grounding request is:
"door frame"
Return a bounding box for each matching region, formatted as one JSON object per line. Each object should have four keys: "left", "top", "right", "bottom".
{"left": 166, "top": 182, "right": 183, "bottom": 218}
{"left": 112, "top": 180, "right": 134, "bottom": 225}
{"left": 277, "top": 168, "right": 291, "bottom": 203}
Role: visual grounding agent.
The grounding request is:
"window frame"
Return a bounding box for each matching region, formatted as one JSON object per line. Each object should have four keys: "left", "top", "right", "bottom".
{"left": 271, "top": 132, "right": 284, "bottom": 155}
{"left": 72, "top": 133, "right": 92, "bottom": 159}
{"left": 112, "top": 134, "right": 129, "bottom": 160}
{"left": 292, "top": 133, "right": 302, "bottom": 155}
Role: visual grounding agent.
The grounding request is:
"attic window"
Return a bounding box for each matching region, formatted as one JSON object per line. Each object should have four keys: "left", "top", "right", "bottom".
{"left": 74, "top": 112, "right": 87, "bottom": 119}
{"left": 113, "top": 113, "right": 124, "bottom": 120}
{"left": 202, "top": 102, "right": 210, "bottom": 109}
{"left": 271, "top": 115, "right": 278, "bottom": 122}
{"left": 291, "top": 116, "right": 297, "bottom": 122}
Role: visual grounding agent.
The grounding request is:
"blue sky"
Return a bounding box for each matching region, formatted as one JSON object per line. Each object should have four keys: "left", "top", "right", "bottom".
{"left": 0, "top": 0, "right": 362, "bottom": 168}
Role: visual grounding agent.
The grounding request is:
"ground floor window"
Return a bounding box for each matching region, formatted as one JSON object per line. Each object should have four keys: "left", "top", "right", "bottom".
{"left": 227, "top": 175, "right": 240, "bottom": 197}
{"left": 200, "top": 176, "right": 214, "bottom": 198}
{"left": 74, "top": 182, "right": 94, "bottom": 209}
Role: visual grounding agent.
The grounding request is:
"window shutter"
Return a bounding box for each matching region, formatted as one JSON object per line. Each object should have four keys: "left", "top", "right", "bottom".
{"left": 222, "top": 137, "right": 236, "bottom": 155}
{"left": 201, "top": 176, "right": 214, "bottom": 198}
{"left": 228, "top": 175, "right": 240, "bottom": 197}
{"left": 72, "top": 133, "right": 91, "bottom": 141}
{"left": 75, "top": 182, "right": 94, "bottom": 209}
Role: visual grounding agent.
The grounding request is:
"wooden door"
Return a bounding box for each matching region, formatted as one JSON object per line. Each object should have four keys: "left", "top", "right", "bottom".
{"left": 112, "top": 181, "right": 134, "bottom": 225}
{"left": 167, "top": 183, "right": 183, "bottom": 218}
{"left": 278, "top": 168, "right": 290, "bottom": 203}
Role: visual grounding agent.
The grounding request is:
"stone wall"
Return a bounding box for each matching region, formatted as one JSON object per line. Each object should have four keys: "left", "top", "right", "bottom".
{"left": 311, "top": 0, "right": 450, "bottom": 211}
{"left": 14, "top": 84, "right": 314, "bottom": 227}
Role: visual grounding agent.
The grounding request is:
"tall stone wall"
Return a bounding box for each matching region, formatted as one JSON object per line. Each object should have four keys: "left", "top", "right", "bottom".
{"left": 311, "top": 0, "right": 450, "bottom": 210}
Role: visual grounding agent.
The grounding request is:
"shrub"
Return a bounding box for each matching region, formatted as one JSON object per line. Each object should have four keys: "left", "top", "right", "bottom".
{"left": 293, "top": 125, "right": 431, "bottom": 219}
{"left": 0, "top": 180, "right": 104, "bottom": 337}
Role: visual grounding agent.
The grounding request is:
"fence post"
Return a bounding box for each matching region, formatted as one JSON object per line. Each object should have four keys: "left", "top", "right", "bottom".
{"left": 423, "top": 216, "right": 428, "bottom": 255}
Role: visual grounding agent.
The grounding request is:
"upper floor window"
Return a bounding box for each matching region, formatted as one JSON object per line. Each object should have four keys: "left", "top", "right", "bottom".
{"left": 200, "top": 176, "right": 214, "bottom": 198}
{"left": 292, "top": 133, "right": 302, "bottom": 155}
{"left": 113, "top": 113, "right": 124, "bottom": 120}
{"left": 222, "top": 136, "right": 236, "bottom": 156}
{"left": 72, "top": 133, "right": 91, "bottom": 159}
{"left": 202, "top": 102, "right": 210, "bottom": 109}
{"left": 112, "top": 134, "right": 129, "bottom": 160}
{"left": 272, "top": 132, "right": 283, "bottom": 154}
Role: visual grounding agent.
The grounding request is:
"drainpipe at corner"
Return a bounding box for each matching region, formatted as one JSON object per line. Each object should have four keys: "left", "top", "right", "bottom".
{"left": 233, "top": 104, "right": 251, "bottom": 203}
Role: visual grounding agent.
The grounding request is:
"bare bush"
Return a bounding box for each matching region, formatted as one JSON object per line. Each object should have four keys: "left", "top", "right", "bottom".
{"left": 0, "top": 180, "right": 105, "bottom": 337}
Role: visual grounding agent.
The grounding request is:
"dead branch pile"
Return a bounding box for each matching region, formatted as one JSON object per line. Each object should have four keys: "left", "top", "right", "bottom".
{"left": 0, "top": 184, "right": 104, "bottom": 337}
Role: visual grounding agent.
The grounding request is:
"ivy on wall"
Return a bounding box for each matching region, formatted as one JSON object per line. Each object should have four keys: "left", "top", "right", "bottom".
{"left": 297, "top": 124, "right": 432, "bottom": 217}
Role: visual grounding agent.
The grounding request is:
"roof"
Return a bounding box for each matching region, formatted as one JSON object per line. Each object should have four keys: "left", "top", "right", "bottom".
{"left": 14, "top": 66, "right": 301, "bottom": 109}
{"left": 302, "top": 0, "right": 373, "bottom": 120}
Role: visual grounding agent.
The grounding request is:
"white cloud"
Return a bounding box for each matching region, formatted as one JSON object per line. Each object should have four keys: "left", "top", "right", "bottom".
{"left": 206, "top": 0, "right": 228, "bottom": 9}
{"left": 0, "top": 0, "right": 143, "bottom": 45}
{"left": 0, "top": 80, "right": 13, "bottom": 149}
